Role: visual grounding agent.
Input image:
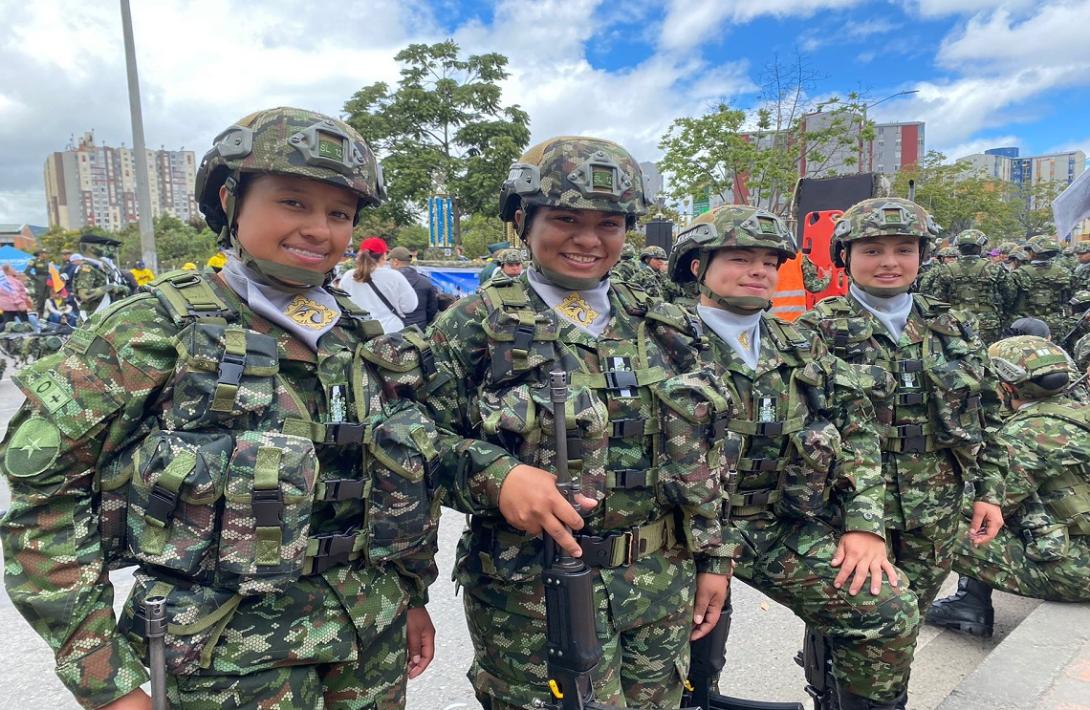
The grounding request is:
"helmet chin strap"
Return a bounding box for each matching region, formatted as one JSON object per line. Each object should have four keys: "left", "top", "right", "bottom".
{"left": 855, "top": 283, "right": 912, "bottom": 297}
{"left": 694, "top": 252, "right": 769, "bottom": 314}
{"left": 532, "top": 262, "right": 605, "bottom": 291}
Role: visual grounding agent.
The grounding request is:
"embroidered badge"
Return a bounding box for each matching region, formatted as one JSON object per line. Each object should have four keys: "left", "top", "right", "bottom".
{"left": 737, "top": 330, "right": 750, "bottom": 350}
{"left": 4, "top": 416, "right": 62, "bottom": 478}
{"left": 555, "top": 292, "right": 600, "bottom": 327}
{"left": 284, "top": 295, "right": 336, "bottom": 329}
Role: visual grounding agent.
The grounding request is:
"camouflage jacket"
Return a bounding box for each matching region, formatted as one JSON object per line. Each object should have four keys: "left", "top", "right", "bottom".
{"left": 802, "top": 255, "right": 832, "bottom": 293}
{"left": 631, "top": 264, "right": 666, "bottom": 299}
{"left": 1012, "top": 262, "right": 1074, "bottom": 331}
{"left": 683, "top": 314, "right": 885, "bottom": 551}
{"left": 1073, "top": 262, "right": 1090, "bottom": 293}
{"left": 610, "top": 255, "right": 640, "bottom": 283}
{"left": 426, "top": 272, "right": 735, "bottom": 624}
{"left": 73, "top": 260, "right": 128, "bottom": 313}
{"left": 998, "top": 397, "right": 1090, "bottom": 544}
{"left": 0, "top": 271, "right": 478, "bottom": 707}
{"left": 931, "top": 256, "right": 1016, "bottom": 331}
{"left": 796, "top": 294, "right": 1008, "bottom": 530}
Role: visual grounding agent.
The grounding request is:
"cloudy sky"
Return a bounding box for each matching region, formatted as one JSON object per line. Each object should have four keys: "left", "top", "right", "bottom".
{"left": 2, "top": 0, "right": 1088, "bottom": 226}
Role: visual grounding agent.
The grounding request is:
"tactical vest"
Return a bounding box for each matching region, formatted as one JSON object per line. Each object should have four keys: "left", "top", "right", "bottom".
{"left": 810, "top": 295, "right": 985, "bottom": 459}
{"left": 947, "top": 258, "right": 1001, "bottom": 322}
{"left": 95, "top": 270, "right": 445, "bottom": 596}
{"left": 471, "top": 274, "right": 736, "bottom": 571}
{"left": 1008, "top": 401, "right": 1090, "bottom": 536}
{"left": 1018, "top": 263, "right": 1072, "bottom": 316}
{"left": 708, "top": 317, "right": 840, "bottom": 520}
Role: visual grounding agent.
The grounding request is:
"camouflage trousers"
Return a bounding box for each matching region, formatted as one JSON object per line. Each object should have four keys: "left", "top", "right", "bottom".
{"left": 952, "top": 527, "right": 1090, "bottom": 602}
{"left": 461, "top": 568, "right": 693, "bottom": 709}
{"left": 886, "top": 513, "right": 964, "bottom": 611}
{"left": 731, "top": 518, "right": 920, "bottom": 703}
{"left": 123, "top": 571, "right": 409, "bottom": 709}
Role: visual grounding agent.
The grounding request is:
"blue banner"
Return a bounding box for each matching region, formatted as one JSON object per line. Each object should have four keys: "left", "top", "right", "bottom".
{"left": 416, "top": 266, "right": 479, "bottom": 298}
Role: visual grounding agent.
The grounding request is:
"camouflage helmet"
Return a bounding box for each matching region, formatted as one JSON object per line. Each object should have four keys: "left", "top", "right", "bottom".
{"left": 1026, "top": 234, "right": 1060, "bottom": 257}
{"left": 640, "top": 245, "right": 668, "bottom": 262}
{"left": 830, "top": 197, "right": 940, "bottom": 267}
{"left": 79, "top": 233, "right": 121, "bottom": 259}
{"left": 496, "top": 248, "right": 523, "bottom": 265}
{"left": 1008, "top": 248, "right": 1029, "bottom": 263}
{"left": 499, "top": 136, "right": 650, "bottom": 230}
{"left": 668, "top": 204, "right": 796, "bottom": 285}
{"left": 1075, "top": 242, "right": 1090, "bottom": 255}
{"left": 938, "top": 246, "right": 959, "bottom": 258}
{"left": 997, "top": 242, "right": 1016, "bottom": 255}
{"left": 620, "top": 243, "right": 637, "bottom": 260}
{"left": 955, "top": 229, "right": 988, "bottom": 249}
{"left": 989, "top": 336, "right": 1074, "bottom": 399}
{"left": 195, "top": 106, "right": 385, "bottom": 236}
{"left": 1071, "top": 290, "right": 1090, "bottom": 311}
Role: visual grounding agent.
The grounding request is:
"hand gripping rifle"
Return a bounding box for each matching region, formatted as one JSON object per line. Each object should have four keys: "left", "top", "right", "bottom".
{"left": 543, "top": 370, "right": 621, "bottom": 710}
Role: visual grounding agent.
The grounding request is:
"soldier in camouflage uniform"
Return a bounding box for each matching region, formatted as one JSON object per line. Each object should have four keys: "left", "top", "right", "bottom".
{"left": 1007, "top": 247, "right": 1029, "bottom": 271}
{"left": 73, "top": 233, "right": 131, "bottom": 318}
{"left": 610, "top": 242, "right": 640, "bottom": 283}
{"left": 0, "top": 107, "right": 460, "bottom": 709}
{"left": 1071, "top": 242, "right": 1090, "bottom": 291}
{"left": 931, "top": 229, "right": 1016, "bottom": 344}
{"left": 668, "top": 204, "right": 919, "bottom": 710}
{"left": 631, "top": 244, "right": 669, "bottom": 298}
{"left": 796, "top": 198, "right": 1008, "bottom": 622}
{"left": 426, "top": 136, "right": 735, "bottom": 709}
{"left": 1011, "top": 235, "right": 1074, "bottom": 337}
{"left": 802, "top": 253, "right": 832, "bottom": 294}
{"left": 928, "top": 337, "right": 1090, "bottom": 636}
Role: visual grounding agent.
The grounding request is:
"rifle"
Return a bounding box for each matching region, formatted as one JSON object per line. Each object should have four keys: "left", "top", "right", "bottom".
{"left": 144, "top": 594, "right": 169, "bottom": 710}
{"left": 543, "top": 370, "right": 622, "bottom": 710}
{"left": 684, "top": 607, "right": 805, "bottom": 710}
{"left": 1059, "top": 308, "right": 1090, "bottom": 348}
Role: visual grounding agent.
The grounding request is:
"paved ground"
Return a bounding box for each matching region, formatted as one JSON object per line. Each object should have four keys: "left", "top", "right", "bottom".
{"left": 0, "top": 372, "right": 1054, "bottom": 709}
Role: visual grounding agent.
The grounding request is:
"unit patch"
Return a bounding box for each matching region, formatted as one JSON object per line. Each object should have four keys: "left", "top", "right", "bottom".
{"left": 3, "top": 416, "right": 62, "bottom": 478}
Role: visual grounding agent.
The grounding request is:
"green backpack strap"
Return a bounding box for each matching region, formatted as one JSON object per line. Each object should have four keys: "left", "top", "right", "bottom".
{"left": 152, "top": 270, "right": 235, "bottom": 326}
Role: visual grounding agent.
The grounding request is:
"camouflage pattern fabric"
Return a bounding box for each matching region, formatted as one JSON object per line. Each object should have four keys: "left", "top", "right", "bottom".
{"left": 500, "top": 137, "right": 650, "bottom": 222}
{"left": 1011, "top": 260, "right": 1074, "bottom": 336}
{"left": 685, "top": 317, "right": 920, "bottom": 703}
{"left": 951, "top": 395, "right": 1090, "bottom": 602}
{"left": 830, "top": 198, "right": 940, "bottom": 257}
{"left": 425, "top": 272, "right": 731, "bottom": 708}
{"left": 1073, "top": 261, "right": 1090, "bottom": 292}
{"left": 930, "top": 255, "right": 1016, "bottom": 343}
{"left": 0, "top": 272, "right": 460, "bottom": 708}
{"left": 72, "top": 260, "right": 119, "bottom": 314}
{"left": 802, "top": 255, "right": 831, "bottom": 293}
{"left": 913, "top": 261, "right": 942, "bottom": 298}
{"left": 23, "top": 256, "right": 51, "bottom": 313}
{"left": 630, "top": 263, "right": 667, "bottom": 299}
{"left": 1075, "top": 332, "right": 1090, "bottom": 373}
{"left": 610, "top": 253, "right": 640, "bottom": 283}
{"left": 797, "top": 294, "right": 1009, "bottom": 611}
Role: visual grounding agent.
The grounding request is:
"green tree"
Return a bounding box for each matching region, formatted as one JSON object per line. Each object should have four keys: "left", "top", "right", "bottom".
{"left": 343, "top": 40, "right": 531, "bottom": 242}
{"left": 117, "top": 215, "right": 218, "bottom": 270}
{"left": 393, "top": 224, "right": 430, "bottom": 253}
{"left": 459, "top": 213, "right": 506, "bottom": 258}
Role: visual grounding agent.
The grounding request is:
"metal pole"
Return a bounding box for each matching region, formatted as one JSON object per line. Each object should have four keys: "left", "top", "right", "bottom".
{"left": 120, "top": 0, "right": 158, "bottom": 272}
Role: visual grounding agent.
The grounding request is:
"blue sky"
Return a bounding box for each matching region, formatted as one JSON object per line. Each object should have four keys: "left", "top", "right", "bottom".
{"left": 1, "top": 0, "right": 1087, "bottom": 225}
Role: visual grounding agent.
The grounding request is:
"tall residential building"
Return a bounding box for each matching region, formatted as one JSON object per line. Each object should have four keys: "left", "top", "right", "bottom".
{"left": 43, "top": 131, "right": 198, "bottom": 232}
{"left": 797, "top": 112, "right": 925, "bottom": 178}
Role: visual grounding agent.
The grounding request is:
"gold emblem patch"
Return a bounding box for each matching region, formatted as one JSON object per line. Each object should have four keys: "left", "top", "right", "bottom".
{"left": 284, "top": 295, "right": 337, "bottom": 329}
{"left": 555, "top": 292, "right": 600, "bottom": 327}
{"left": 737, "top": 331, "right": 750, "bottom": 350}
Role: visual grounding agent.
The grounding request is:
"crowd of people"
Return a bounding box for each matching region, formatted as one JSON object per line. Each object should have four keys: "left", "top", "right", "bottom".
{"left": 1, "top": 106, "right": 1088, "bottom": 710}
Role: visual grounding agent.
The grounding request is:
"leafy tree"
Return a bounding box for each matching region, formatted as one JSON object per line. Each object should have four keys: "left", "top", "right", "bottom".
{"left": 1009, "top": 180, "right": 1062, "bottom": 238}
{"left": 118, "top": 215, "right": 217, "bottom": 270}
{"left": 459, "top": 213, "right": 506, "bottom": 258}
{"left": 343, "top": 40, "right": 531, "bottom": 242}
{"left": 393, "top": 224, "right": 429, "bottom": 253}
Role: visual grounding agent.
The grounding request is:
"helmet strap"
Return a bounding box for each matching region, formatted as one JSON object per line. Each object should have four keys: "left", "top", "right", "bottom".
{"left": 227, "top": 227, "right": 329, "bottom": 292}
{"left": 532, "top": 263, "right": 605, "bottom": 291}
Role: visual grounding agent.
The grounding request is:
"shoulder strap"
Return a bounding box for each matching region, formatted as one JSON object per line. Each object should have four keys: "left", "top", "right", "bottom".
{"left": 366, "top": 279, "right": 399, "bottom": 315}
{"left": 329, "top": 288, "right": 385, "bottom": 340}
{"left": 151, "top": 270, "right": 235, "bottom": 326}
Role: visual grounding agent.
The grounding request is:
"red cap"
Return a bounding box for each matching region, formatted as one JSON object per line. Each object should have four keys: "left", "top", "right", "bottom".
{"left": 359, "top": 237, "right": 388, "bottom": 255}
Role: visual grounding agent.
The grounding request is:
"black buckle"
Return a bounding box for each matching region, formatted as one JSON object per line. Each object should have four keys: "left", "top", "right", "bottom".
{"left": 512, "top": 323, "right": 535, "bottom": 354}
{"left": 576, "top": 530, "right": 636, "bottom": 568}
{"left": 742, "top": 458, "right": 780, "bottom": 472}
{"left": 311, "top": 532, "right": 356, "bottom": 573}
{"left": 755, "top": 421, "right": 785, "bottom": 437}
{"left": 895, "top": 392, "right": 926, "bottom": 406}
{"left": 712, "top": 413, "right": 730, "bottom": 439}
{"left": 611, "top": 469, "right": 648, "bottom": 489}
{"left": 897, "top": 359, "right": 923, "bottom": 373}
{"left": 145, "top": 484, "right": 179, "bottom": 525}
{"left": 326, "top": 422, "right": 366, "bottom": 446}
{"left": 739, "top": 489, "right": 775, "bottom": 506}
{"left": 603, "top": 370, "right": 639, "bottom": 391}
{"left": 321, "top": 478, "right": 365, "bottom": 501}
{"left": 418, "top": 348, "right": 437, "bottom": 379}
{"left": 901, "top": 438, "right": 927, "bottom": 454}
{"left": 894, "top": 424, "right": 924, "bottom": 437}
{"left": 217, "top": 352, "right": 245, "bottom": 387}
{"left": 610, "top": 418, "right": 644, "bottom": 438}
{"left": 252, "top": 488, "right": 283, "bottom": 527}
{"left": 966, "top": 394, "right": 981, "bottom": 410}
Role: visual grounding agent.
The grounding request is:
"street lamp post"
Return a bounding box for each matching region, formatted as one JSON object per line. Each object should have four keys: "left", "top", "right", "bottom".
{"left": 120, "top": 0, "right": 157, "bottom": 272}
{"left": 861, "top": 89, "right": 920, "bottom": 173}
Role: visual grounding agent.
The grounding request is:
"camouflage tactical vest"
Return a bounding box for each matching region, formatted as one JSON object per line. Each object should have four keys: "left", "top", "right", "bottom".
{"left": 472, "top": 273, "right": 737, "bottom": 566}
{"left": 703, "top": 318, "right": 842, "bottom": 522}
{"left": 808, "top": 295, "right": 986, "bottom": 467}
{"left": 945, "top": 257, "right": 1001, "bottom": 321}
{"left": 1018, "top": 263, "right": 1072, "bottom": 316}
{"left": 1008, "top": 401, "right": 1090, "bottom": 536}
{"left": 95, "top": 270, "right": 446, "bottom": 596}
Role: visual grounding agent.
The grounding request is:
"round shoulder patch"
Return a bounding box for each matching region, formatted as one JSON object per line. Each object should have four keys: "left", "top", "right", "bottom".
{"left": 3, "top": 416, "right": 62, "bottom": 478}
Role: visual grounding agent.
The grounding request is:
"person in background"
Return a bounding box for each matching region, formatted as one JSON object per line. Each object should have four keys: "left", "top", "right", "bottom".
{"left": 388, "top": 246, "right": 439, "bottom": 329}
{"left": 206, "top": 250, "right": 228, "bottom": 272}
{"left": 0, "top": 264, "right": 31, "bottom": 326}
{"left": 337, "top": 237, "right": 418, "bottom": 333}
{"left": 129, "top": 260, "right": 155, "bottom": 288}
{"left": 23, "top": 249, "right": 50, "bottom": 315}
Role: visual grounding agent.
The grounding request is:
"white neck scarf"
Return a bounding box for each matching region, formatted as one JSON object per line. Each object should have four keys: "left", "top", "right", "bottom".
{"left": 221, "top": 255, "right": 341, "bottom": 351}
{"left": 698, "top": 304, "right": 762, "bottom": 370}
{"left": 526, "top": 266, "right": 612, "bottom": 337}
{"left": 850, "top": 283, "right": 913, "bottom": 341}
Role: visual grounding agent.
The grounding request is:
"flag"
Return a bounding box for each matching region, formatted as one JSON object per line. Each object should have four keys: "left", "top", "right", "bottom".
{"left": 1053, "top": 168, "right": 1090, "bottom": 240}
{"left": 49, "top": 263, "right": 64, "bottom": 293}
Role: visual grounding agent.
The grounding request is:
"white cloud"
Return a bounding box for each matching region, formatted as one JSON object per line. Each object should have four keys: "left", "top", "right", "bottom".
{"left": 909, "top": 0, "right": 1038, "bottom": 17}
{"left": 659, "top": 0, "right": 862, "bottom": 53}
{"left": 938, "top": 3, "right": 1090, "bottom": 69}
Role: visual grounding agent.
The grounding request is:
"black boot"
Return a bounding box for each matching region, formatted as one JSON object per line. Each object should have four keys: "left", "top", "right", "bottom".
{"left": 926, "top": 576, "right": 995, "bottom": 637}
{"left": 836, "top": 682, "right": 907, "bottom": 710}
